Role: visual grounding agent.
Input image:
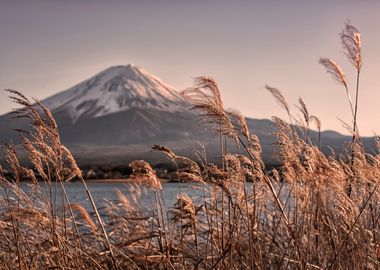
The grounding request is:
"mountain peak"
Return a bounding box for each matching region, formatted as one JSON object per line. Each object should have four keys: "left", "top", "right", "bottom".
{"left": 102, "top": 64, "right": 142, "bottom": 76}
{"left": 42, "top": 65, "right": 189, "bottom": 122}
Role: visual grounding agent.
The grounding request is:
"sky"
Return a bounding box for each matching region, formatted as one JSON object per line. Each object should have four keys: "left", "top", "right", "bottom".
{"left": 1, "top": 0, "right": 380, "bottom": 136}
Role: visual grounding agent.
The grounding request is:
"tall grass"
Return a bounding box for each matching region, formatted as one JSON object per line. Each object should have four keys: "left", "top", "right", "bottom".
{"left": 0, "top": 23, "right": 379, "bottom": 269}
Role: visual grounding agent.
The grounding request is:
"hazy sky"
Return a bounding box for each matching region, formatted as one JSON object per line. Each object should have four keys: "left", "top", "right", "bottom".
{"left": 1, "top": 0, "right": 380, "bottom": 135}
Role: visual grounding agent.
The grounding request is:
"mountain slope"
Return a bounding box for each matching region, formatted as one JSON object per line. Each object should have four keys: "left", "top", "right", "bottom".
{"left": 43, "top": 64, "right": 189, "bottom": 122}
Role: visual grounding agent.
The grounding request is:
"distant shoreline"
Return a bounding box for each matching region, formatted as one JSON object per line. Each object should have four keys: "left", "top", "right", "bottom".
{"left": 84, "top": 178, "right": 171, "bottom": 183}
{"left": 18, "top": 178, "right": 173, "bottom": 184}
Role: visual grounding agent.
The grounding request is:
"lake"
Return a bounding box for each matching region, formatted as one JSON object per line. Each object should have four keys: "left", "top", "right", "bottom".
{"left": 13, "top": 181, "right": 208, "bottom": 211}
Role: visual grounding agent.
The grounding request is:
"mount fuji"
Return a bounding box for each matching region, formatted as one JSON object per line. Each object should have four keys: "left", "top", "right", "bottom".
{"left": 42, "top": 64, "right": 189, "bottom": 123}
{"left": 0, "top": 65, "right": 369, "bottom": 166}
{"left": 0, "top": 65, "right": 242, "bottom": 165}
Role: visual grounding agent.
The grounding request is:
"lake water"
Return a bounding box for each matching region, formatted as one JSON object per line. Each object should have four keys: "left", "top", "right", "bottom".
{"left": 0, "top": 180, "right": 273, "bottom": 218}
{"left": 14, "top": 181, "right": 207, "bottom": 211}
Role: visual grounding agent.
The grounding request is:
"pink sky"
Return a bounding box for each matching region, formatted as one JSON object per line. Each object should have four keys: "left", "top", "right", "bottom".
{"left": 1, "top": 0, "right": 380, "bottom": 135}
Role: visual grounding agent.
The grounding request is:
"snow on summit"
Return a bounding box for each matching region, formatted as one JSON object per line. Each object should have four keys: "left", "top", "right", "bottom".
{"left": 42, "top": 64, "right": 189, "bottom": 122}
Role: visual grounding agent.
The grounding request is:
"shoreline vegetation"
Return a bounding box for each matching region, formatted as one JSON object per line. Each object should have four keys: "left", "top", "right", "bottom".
{"left": 0, "top": 22, "right": 379, "bottom": 269}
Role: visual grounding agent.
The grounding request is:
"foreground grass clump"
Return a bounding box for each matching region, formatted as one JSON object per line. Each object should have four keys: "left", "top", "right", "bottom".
{"left": 0, "top": 22, "right": 379, "bottom": 269}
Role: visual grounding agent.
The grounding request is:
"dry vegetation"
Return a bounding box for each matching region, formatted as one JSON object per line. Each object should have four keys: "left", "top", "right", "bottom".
{"left": 0, "top": 23, "right": 379, "bottom": 269}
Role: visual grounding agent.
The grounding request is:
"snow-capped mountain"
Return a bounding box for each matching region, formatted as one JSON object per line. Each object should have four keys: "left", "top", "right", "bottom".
{"left": 0, "top": 64, "right": 209, "bottom": 149}
{"left": 43, "top": 64, "right": 189, "bottom": 122}
{"left": 0, "top": 64, "right": 366, "bottom": 166}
